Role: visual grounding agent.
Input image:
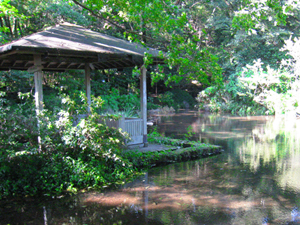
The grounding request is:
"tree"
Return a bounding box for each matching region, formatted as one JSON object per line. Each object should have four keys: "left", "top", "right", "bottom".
{"left": 0, "top": 0, "right": 94, "bottom": 44}
{"left": 0, "top": 0, "right": 25, "bottom": 42}
{"left": 71, "top": 0, "right": 223, "bottom": 87}
{"left": 1, "top": 0, "right": 298, "bottom": 88}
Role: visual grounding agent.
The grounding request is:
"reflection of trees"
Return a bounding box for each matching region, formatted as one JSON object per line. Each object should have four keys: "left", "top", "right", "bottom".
{"left": 239, "top": 117, "right": 300, "bottom": 166}
{"left": 148, "top": 157, "right": 300, "bottom": 224}
{"left": 147, "top": 113, "right": 300, "bottom": 224}
{"left": 156, "top": 111, "right": 273, "bottom": 145}
{"left": 0, "top": 194, "right": 164, "bottom": 225}
{"left": 135, "top": 159, "right": 296, "bottom": 224}
{"left": 237, "top": 117, "right": 300, "bottom": 193}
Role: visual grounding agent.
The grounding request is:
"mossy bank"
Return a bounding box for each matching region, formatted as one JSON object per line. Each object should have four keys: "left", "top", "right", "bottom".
{"left": 123, "top": 137, "right": 223, "bottom": 168}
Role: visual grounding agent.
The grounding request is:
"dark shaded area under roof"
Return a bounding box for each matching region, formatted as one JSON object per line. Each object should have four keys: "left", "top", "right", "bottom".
{"left": 0, "top": 23, "right": 164, "bottom": 71}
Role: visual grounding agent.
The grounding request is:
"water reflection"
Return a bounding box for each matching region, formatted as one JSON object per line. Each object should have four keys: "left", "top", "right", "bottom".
{"left": 1, "top": 112, "right": 300, "bottom": 224}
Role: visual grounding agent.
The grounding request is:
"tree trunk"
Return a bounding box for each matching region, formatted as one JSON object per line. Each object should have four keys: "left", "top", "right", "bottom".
{"left": 0, "top": 17, "right": 4, "bottom": 29}
{"left": 4, "top": 16, "right": 14, "bottom": 39}
{"left": 17, "top": 20, "right": 23, "bottom": 37}
{"left": 14, "top": 18, "right": 18, "bottom": 38}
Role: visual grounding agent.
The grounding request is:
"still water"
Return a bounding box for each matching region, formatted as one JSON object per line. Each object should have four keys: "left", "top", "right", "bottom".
{"left": 1, "top": 111, "right": 300, "bottom": 225}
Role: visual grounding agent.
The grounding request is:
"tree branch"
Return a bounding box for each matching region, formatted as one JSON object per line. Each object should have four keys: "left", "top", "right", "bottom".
{"left": 72, "top": 0, "right": 164, "bottom": 43}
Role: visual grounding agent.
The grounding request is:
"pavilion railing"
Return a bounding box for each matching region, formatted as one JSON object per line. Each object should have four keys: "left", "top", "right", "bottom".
{"left": 73, "top": 115, "right": 144, "bottom": 145}
{"left": 105, "top": 117, "right": 143, "bottom": 145}
{"left": 124, "top": 118, "right": 143, "bottom": 145}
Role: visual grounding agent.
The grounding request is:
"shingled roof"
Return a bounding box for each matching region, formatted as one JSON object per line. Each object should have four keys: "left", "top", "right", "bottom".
{"left": 0, "top": 23, "right": 164, "bottom": 71}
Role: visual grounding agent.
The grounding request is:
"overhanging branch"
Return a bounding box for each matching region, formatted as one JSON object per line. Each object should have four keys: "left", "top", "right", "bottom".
{"left": 72, "top": 0, "right": 164, "bottom": 43}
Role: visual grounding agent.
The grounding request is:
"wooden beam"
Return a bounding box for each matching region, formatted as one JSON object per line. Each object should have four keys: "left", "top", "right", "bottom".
{"left": 67, "top": 62, "right": 76, "bottom": 69}
{"left": 57, "top": 62, "right": 65, "bottom": 68}
{"left": 12, "top": 61, "right": 18, "bottom": 67}
{"left": 98, "top": 54, "right": 109, "bottom": 62}
{"left": 24, "top": 61, "right": 32, "bottom": 67}
{"left": 85, "top": 63, "right": 91, "bottom": 114}
{"left": 77, "top": 63, "right": 84, "bottom": 69}
{"left": 43, "top": 56, "right": 98, "bottom": 64}
{"left": 113, "top": 60, "right": 125, "bottom": 68}
{"left": 43, "top": 62, "right": 51, "bottom": 68}
{"left": 140, "top": 65, "right": 148, "bottom": 147}
{"left": 89, "top": 63, "right": 95, "bottom": 70}
{"left": 0, "top": 50, "right": 19, "bottom": 59}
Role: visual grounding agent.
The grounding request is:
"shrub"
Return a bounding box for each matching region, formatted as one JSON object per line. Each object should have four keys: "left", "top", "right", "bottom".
{"left": 170, "top": 89, "right": 196, "bottom": 110}
{"left": 149, "top": 89, "right": 196, "bottom": 110}
{"left": 157, "top": 91, "right": 175, "bottom": 107}
{"left": 0, "top": 92, "right": 136, "bottom": 198}
{"left": 101, "top": 88, "right": 140, "bottom": 116}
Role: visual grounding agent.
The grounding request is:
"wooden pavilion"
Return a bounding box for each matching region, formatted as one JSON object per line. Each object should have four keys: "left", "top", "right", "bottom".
{"left": 0, "top": 23, "right": 164, "bottom": 146}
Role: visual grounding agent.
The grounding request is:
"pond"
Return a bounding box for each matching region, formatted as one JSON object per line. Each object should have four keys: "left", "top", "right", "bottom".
{"left": 1, "top": 111, "right": 300, "bottom": 225}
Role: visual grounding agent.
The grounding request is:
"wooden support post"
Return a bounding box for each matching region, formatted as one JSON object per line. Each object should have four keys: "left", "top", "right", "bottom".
{"left": 34, "top": 55, "right": 43, "bottom": 114}
{"left": 140, "top": 66, "right": 148, "bottom": 147}
{"left": 85, "top": 63, "right": 91, "bottom": 114}
{"left": 34, "top": 54, "right": 43, "bottom": 151}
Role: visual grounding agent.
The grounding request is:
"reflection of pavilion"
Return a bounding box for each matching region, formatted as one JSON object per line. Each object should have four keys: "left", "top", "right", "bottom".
{"left": 0, "top": 23, "right": 164, "bottom": 146}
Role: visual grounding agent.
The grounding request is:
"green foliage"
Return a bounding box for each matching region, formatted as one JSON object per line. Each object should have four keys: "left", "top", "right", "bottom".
{"left": 147, "top": 96, "right": 160, "bottom": 110}
{"left": 0, "top": 0, "right": 26, "bottom": 43}
{"left": 184, "top": 126, "right": 195, "bottom": 141}
{"left": 122, "top": 149, "right": 173, "bottom": 168}
{"left": 0, "top": 71, "right": 33, "bottom": 98}
{"left": 232, "top": 0, "right": 297, "bottom": 32}
{"left": 123, "top": 132, "right": 220, "bottom": 169}
{"left": 170, "top": 89, "right": 196, "bottom": 110}
{"left": 197, "top": 57, "right": 300, "bottom": 116}
{"left": 101, "top": 88, "right": 140, "bottom": 116}
{"left": 0, "top": 0, "right": 96, "bottom": 44}
{"left": 202, "top": 23, "right": 300, "bottom": 115}
{"left": 148, "top": 89, "right": 196, "bottom": 111}
{"left": 192, "top": 0, "right": 296, "bottom": 78}
{"left": 0, "top": 92, "right": 137, "bottom": 198}
{"left": 91, "top": 69, "right": 140, "bottom": 97}
{"left": 72, "top": 0, "right": 224, "bottom": 88}
{"left": 157, "top": 91, "right": 174, "bottom": 108}
{"left": 0, "top": 92, "right": 38, "bottom": 151}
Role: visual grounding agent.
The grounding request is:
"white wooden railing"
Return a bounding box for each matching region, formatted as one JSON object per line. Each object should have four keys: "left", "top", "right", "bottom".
{"left": 104, "top": 116, "right": 144, "bottom": 145}
{"left": 73, "top": 115, "right": 144, "bottom": 145}
{"left": 124, "top": 118, "right": 143, "bottom": 145}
